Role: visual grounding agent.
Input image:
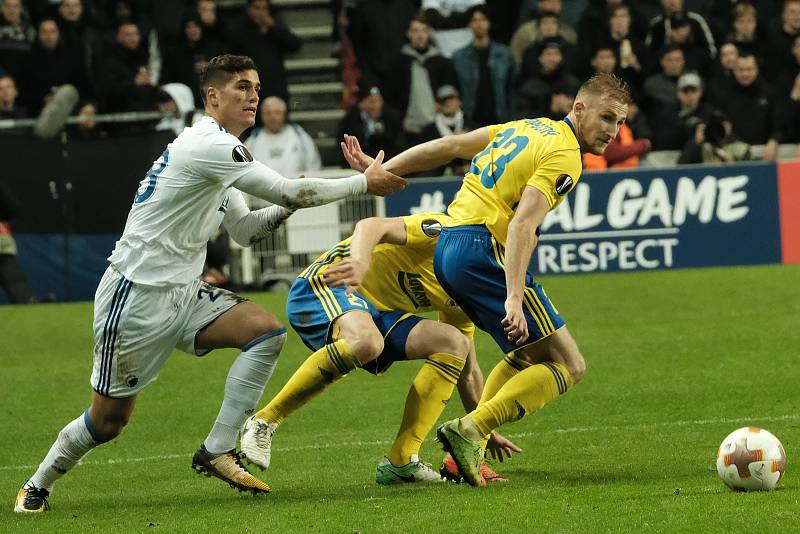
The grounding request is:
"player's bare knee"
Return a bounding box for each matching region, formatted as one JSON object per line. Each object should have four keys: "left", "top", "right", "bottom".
{"left": 423, "top": 324, "right": 469, "bottom": 360}
{"left": 92, "top": 412, "right": 130, "bottom": 441}
{"left": 567, "top": 355, "right": 587, "bottom": 383}
{"left": 240, "top": 306, "right": 283, "bottom": 347}
{"left": 439, "top": 330, "right": 470, "bottom": 361}
{"left": 348, "top": 332, "right": 384, "bottom": 365}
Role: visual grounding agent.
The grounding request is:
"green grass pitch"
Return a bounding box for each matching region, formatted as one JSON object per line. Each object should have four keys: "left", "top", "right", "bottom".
{"left": 1, "top": 264, "right": 799, "bottom": 533}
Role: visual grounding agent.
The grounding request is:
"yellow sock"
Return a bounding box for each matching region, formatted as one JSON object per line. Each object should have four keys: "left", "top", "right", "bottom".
{"left": 254, "top": 339, "right": 358, "bottom": 424}
{"left": 387, "top": 352, "right": 465, "bottom": 466}
{"left": 480, "top": 354, "right": 532, "bottom": 404}
{"left": 470, "top": 361, "right": 574, "bottom": 437}
{"left": 477, "top": 354, "right": 532, "bottom": 447}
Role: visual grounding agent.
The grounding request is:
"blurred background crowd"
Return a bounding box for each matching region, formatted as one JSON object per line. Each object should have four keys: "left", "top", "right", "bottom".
{"left": 0, "top": 0, "right": 799, "bottom": 169}
{"left": 2, "top": 0, "right": 800, "bottom": 303}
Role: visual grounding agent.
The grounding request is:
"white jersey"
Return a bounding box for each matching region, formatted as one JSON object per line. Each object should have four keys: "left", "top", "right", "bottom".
{"left": 108, "top": 116, "right": 269, "bottom": 286}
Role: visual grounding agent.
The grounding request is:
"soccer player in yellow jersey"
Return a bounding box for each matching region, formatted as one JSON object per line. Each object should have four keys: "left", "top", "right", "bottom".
{"left": 240, "top": 212, "right": 519, "bottom": 484}
{"left": 342, "top": 73, "right": 632, "bottom": 486}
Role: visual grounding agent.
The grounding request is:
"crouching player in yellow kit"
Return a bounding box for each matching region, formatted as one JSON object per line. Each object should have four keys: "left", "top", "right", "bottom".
{"left": 240, "top": 212, "right": 519, "bottom": 484}
{"left": 342, "top": 73, "right": 632, "bottom": 486}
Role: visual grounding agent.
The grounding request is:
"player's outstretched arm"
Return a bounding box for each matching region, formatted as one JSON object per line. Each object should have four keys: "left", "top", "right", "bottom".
{"left": 222, "top": 190, "right": 294, "bottom": 246}
{"left": 341, "top": 128, "right": 490, "bottom": 176}
{"left": 503, "top": 186, "right": 551, "bottom": 346}
{"left": 233, "top": 151, "right": 406, "bottom": 210}
{"left": 323, "top": 217, "right": 406, "bottom": 293}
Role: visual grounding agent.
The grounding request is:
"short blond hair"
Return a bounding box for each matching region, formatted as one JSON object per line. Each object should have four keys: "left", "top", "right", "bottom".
{"left": 576, "top": 72, "right": 632, "bottom": 105}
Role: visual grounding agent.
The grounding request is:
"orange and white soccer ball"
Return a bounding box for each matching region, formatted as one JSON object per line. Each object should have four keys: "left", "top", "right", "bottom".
{"left": 716, "top": 427, "right": 786, "bottom": 491}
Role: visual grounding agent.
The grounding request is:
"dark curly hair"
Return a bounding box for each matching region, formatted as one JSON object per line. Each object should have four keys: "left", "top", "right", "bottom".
{"left": 199, "top": 55, "right": 258, "bottom": 103}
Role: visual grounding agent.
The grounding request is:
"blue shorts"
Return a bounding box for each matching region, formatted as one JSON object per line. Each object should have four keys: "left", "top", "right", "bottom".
{"left": 433, "top": 225, "right": 564, "bottom": 354}
{"left": 286, "top": 277, "right": 423, "bottom": 374}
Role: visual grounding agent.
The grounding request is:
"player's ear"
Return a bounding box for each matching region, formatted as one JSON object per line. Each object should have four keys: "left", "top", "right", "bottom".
{"left": 206, "top": 86, "right": 219, "bottom": 106}
{"left": 573, "top": 99, "right": 586, "bottom": 118}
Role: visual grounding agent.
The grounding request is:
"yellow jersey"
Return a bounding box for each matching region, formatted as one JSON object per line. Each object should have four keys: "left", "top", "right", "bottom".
{"left": 299, "top": 212, "right": 475, "bottom": 339}
{"left": 446, "top": 117, "right": 582, "bottom": 246}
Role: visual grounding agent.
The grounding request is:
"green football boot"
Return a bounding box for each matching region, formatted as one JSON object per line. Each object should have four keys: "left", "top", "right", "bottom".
{"left": 436, "top": 419, "right": 486, "bottom": 487}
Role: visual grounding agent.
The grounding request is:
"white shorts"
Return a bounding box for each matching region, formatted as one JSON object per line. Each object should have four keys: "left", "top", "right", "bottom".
{"left": 90, "top": 266, "right": 243, "bottom": 398}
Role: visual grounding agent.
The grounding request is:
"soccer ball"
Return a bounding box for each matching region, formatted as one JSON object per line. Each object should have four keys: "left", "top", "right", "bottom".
{"left": 716, "top": 427, "right": 786, "bottom": 491}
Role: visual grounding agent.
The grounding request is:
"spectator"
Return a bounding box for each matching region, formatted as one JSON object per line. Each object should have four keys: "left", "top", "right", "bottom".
{"left": 678, "top": 110, "right": 751, "bottom": 164}
{"left": 710, "top": 52, "right": 780, "bottom": 160}
{"left": 96, "top": 20, "right": 159, "bottom": 115}
{"left": 763, "top": 0, "right": 800, "bottom": 81}
{"left": 161, "top": 13, "right": 225, "bottom": 105}
{"left": 589, "top": 45, "right": 617, "bottom": 75}
{"left": 483, "top": 0, "right": 524, "bottom": 45}
{"left": 626, "top": 98, "right": 652, "bottom": 140}
{"left": 56, "top": 0, "right": 101, "bottom": 79}
{"left": 414, "top": 84, "right": 477, "bottom": 174}
{"left": 346, "top": 0, "right": 418, "bottom": 85}
{"left": 542, "top": 82, "right": 574, "bottom": 120}
{"left": 578, "top": 0, "right": 646, "bottom": 50}
{"left": 337, "top": 83, "right": 402, "bottom": 166}
{"left": 23, "top": 17, "right": 90, "bottom": 114}
{"left": 646, "top": 0, "right": 716, "bottom": 64}
{"left": 0, "top": 0, "right": 35, "bottom": 81}
{"left": 774, "top": 72, "right": 800, "bottom": 156}
{"left": 245, "top": 96, "right": 321, "bottom": 185}
{"left": 0, "top": 72, "right": 28, "bottom": 123}
{"left": 643, "top": 44, "right": 685, "bottom": 112}
{"left": 776, "top": 34, "right": 800, "bottom": 96}
{"left": 384, "top": 16, "right": 459, "bottom": 139}
{"left": 663, "top": 13, "right": 712, "bottom": 74}
{"left": 0, "top": 181, "right": 35, "bottom": 304}
{"left": 707, "top": 40, "right": 738, "bottom": 97}
{"left": 510, "top": 0, "right": 578, "bottom": 66}
{"left": 652, "top": 71, "right": 715, "bottom": 149}
{"left": 196, "top": 0, "right": 227, "bottom": 45}
{"left": 155, "top": 82, "right": 198, "bottom": 135}
{"left": 599, "top": 4, "right": 649, "bottom": 92}
{"left": 725, "top": 3, "right": 760, "bottom": 57}
{"left": 510, "top": 11, "right": 576, "bottom": 71}
{"left": 98, "top": 0, "right": 152, "bottom": 33}
{"left": 515, "top": 38, "right": 579, "bottom": 118}
{"left": 231, "top": 0, "right": 301, "bottom": 102}
{"left": 452, "top": 6, "right": 513, "bottom": 125}
{"left": 67, "top": 100, "right": 108, "bottom": 139}
{"left": 423, "top": 0, "right": 485, "bottom": 58}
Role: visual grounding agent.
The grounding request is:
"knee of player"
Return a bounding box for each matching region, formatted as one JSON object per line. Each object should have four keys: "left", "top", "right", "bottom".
{"left": 253, "top": 314, "right": 283, "bottom": 337}
{"left": 91, "top": 412, "right": 130, "bottom": 441}
{"left": 442, "top": 331, "right": 470, "bottom": 361}
{"left": 348, "top": 332, "right": 384, "bottom": 364}
{"left": 429, "top": 324, "right": 470, "bottom": 360}
{"left": 567, "top": 355, "right": 587, "bottom": 384}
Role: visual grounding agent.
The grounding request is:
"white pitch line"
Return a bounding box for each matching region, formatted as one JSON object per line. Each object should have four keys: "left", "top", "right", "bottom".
{"left": 2, "top": 413, "right": 795, "bottom": 472}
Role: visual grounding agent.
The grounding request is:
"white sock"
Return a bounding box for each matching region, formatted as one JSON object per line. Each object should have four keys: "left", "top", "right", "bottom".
{"left": 27, "top": 411, "right": 102, "bottom": 492}
{"left": 204, "top": 328, "right": 287, "bottom": 454}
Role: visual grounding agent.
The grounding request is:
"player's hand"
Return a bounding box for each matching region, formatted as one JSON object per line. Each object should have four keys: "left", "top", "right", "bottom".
{"left": 323, "top": 258, "right": 368, "bottom": 294}
{"left": 341, "top": 134, "right": 375, "bottom": 172}
{"left": 486, "top": 431, "right": 522, "bottom": 462}
{"left": 502, "top": 296, "right": 528, "bottom": 345}
{"left": 364, "top": 150, "right": 406, "bottom": 196}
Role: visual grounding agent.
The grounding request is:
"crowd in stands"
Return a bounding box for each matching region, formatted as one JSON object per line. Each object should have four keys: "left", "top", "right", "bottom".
{"left": 1, "top": 0, "right": 800, "bottom": 169}
{"left": 344, "top": 0, "right": 800, "bottom": 167}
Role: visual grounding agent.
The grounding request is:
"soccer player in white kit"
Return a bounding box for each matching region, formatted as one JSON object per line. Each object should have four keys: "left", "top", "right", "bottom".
{"left": 14, "top": 55, "right": 406, "bottom": 512}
